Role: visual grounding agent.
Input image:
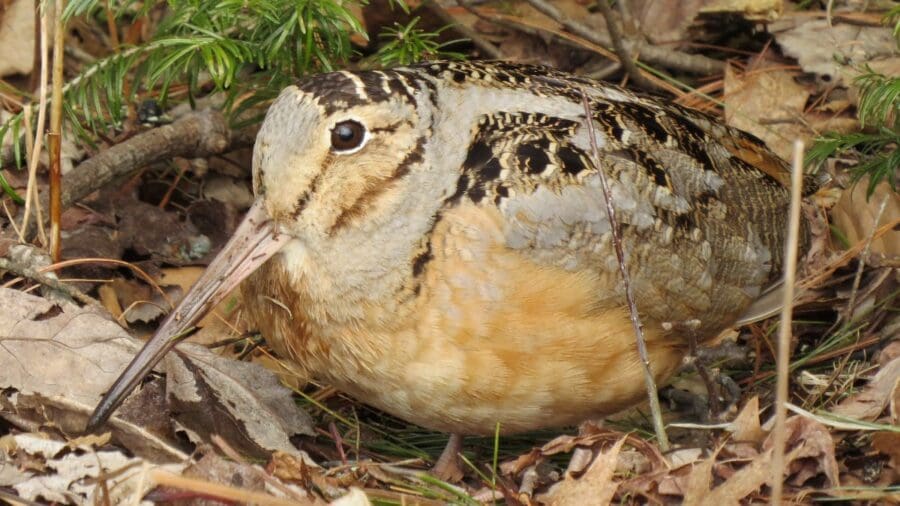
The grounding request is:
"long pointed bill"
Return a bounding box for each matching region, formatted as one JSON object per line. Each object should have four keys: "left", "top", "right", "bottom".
{"left": 86, "top": 199, "right": 288, "bottom": 431}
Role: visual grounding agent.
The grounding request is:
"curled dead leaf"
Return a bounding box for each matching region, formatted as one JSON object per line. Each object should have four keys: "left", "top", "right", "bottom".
{"left": 729, "top": 396, "right": 766, "bottom": 444}
{"left": 831, "top": 177, "right": 900, "bottom": 257}
{"left": 538, "top": 437, "right": 626, "bottom": 506}
{"left": 165, "top": 343, "right": 316, "bottom": 462}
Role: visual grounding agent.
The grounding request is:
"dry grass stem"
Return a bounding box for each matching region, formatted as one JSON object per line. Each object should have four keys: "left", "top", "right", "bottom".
{"left": 148, "top": 469, "right": 313, "bottom": 506}
{"left": 22, "top": 107, "right": 47, "bottom": 245}
{"left": 41, "top": 257, "right": 171, "bottom": 305}
{"left": 0, "top": 256, "right": 99, "bottom": 306}
{"left": 771, "top": 139, "right": 805, "bottom": 503}
{"left": 799, "top": 217, "right": 900, "bottom": 289}
{"left": 579, "top": 88, "right": 669, "bottom": 451}
{"left": 20, "top": 7, "right": 51, "bottom": 242}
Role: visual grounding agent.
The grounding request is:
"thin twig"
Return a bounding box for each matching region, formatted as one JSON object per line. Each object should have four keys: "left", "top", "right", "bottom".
{"left": 684, "top": 324, "right": 721, "bottom": 420}
{"left": 48, "top": 0, "right": 66, "bottom": 262}
{"left": 211, "top": 434, "right": 312, "bottom": 503}
{"left": 578, "top": 89, "right": 669, "bottom": 451}
{"left": 41, "top": 257, "right": 170, "bottom": 305}
{"left": 799, "top": 216, "right": 900, "bottom": 290}
{"left": 593, "top": 0, "right": 655, "bottom": 90}
{"left": 522, "top": 0, "right": 723, "bottom": 75}
{"left": 329, "top": 421, "right": 349, "bottom": 465}
{"left": 3, "top": 200, "right": 23, "bottom": 239}
{"left": 104, "top": 0, "right": 120, "bottom": 49}
{"left": 0, "top": 256, "right": 100, "bottom": 306}
{"left": 1, "top": 40, "right": 209, "bottom": 168}
{"left": 771, "top": 140, "right": 805, "bottom": 504}
{"left": 845, "top": 194, "right": 890, "bottom": 320}
{"left": 464, "top": 6, "right": 683, "bottom": 96}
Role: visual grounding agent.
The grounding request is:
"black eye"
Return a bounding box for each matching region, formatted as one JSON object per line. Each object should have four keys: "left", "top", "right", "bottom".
{"left": 330, "top": 120, "right": 366, "bottom": 152}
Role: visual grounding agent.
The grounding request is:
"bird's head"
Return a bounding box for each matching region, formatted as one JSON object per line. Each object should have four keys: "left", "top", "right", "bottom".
{"left": 253, "top": 71, "right": 433, "bottom": 241}
{"left": 85, "top": 68, "right": 450, "bottom": 430}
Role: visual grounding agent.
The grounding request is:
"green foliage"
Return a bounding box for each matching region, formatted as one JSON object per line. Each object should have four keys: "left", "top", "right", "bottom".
{"left": 807, "top": 128, "right": 898, "bottom": 196}
{"left": 372, "top": 17, "right": 464, "bottom": 67}
{"left": 2, "top": 0, "right": 364, "bottom": 148}
{"left": 1, "top": 0, "right": 463, "bottom": 201}
{"left": 807, "top": 68, "right": 899, "bottom": 197}
{"left": 854, "top": 68, "right": 900, "bottom": 128}
{"left": 887, "top": 4, "right": 900, "bottom": 43}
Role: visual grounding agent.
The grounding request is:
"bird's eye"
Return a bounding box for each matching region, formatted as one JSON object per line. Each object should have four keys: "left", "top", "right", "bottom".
{"left": 330, "top": 120, "right": 367, "bottom": 152}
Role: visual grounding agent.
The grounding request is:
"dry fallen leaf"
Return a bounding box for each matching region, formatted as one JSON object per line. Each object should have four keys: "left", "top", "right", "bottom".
{"left": 763, "top": 416, "right": 840, "bottom": 488}
{"left": 0, "top": 287, "right": 187, "bottom": 462}
{"left": 680, "top": 415, "right": 839, "bottom": 503}
{"left": 114, "top": 196, "right": 210, "bottom": 265}
{"left": 774, "top": 17, "right": 898, "bottom": 83}
{"left": 723, "top": 61, "right": 811, "bottom": 160}
{"left": 729, "top": 396, "right": 766, "bottom": 444}
{"left": 3, "top": 432, "right": 185, "bottom": 504}
{"left": 0, "top": 0, "right": 35, "bottom": 77}
{"left": 681, "top": 451, "right": 716, "bottom": 505}
{"left": 330, "top": 488, "right": 372, "bottom": 506}
{"left": 538, "top": 437, "right": 626, "bottom": 506}
{"left": 631, "top": 0, "right": 709, "bottom": 45}
{"left": 0, "top": 287, "right": 315, "bottom": 468}
{"left": 831, "top": 177, "right": 900, "bottom": 257}
{"left": 110, "top": 277, "right": 183, "bottom": 324}
{"left": 872, "top": 431, "right": 900, "bottom": 472}
{"left": 700, "top": 0, "right": 782, "bottom": 22}
{"left": 175, "top": 451, "right": 268, "bottom": 504}
{"left": 165, "top": 343, "right": 316, "bottom": 462}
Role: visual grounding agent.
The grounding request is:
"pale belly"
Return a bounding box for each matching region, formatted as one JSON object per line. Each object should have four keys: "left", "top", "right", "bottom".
{"left": 318, "top": 309, "right": 685, "bottom": 435}
{"left": 246, "top": 235, "right": 687, "bottom": 435}
{"left": 243, "top": 203, "right": 712, "bottom": 435}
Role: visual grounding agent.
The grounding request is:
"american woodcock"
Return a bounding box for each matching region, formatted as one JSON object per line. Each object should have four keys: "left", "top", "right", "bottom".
{"left": 89, "top": 60, "right": 810, "bottom": 477}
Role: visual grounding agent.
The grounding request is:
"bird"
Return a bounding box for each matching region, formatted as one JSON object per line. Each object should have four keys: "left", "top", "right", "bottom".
{"left": 88, "top": 60, "right": 811, "bottom": 479}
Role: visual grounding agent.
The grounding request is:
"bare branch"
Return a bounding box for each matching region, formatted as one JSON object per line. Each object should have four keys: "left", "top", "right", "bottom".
{"left": 593, "top": 0, "right": 655, "bottom": 90}
{"left": 42, "top": 109, "right": 235, "bottom": 214}
{"left": 524, "top": 0, "right": 724, "bottom": 75}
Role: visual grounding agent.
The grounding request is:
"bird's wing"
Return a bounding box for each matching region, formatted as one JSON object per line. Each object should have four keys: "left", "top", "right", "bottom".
{"left": 454, "top": 100, "right": 801, "bottom": 336}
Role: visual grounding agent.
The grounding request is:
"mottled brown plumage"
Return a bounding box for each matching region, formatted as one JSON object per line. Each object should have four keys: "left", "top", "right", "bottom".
{"left": 90, "top": 61, "right": 811, "bottom": 478}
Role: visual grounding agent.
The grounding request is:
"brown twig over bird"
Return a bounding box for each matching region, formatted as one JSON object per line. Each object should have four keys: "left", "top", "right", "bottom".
{"left": 88, "top": 61, "right": 812, "bottom": 480}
